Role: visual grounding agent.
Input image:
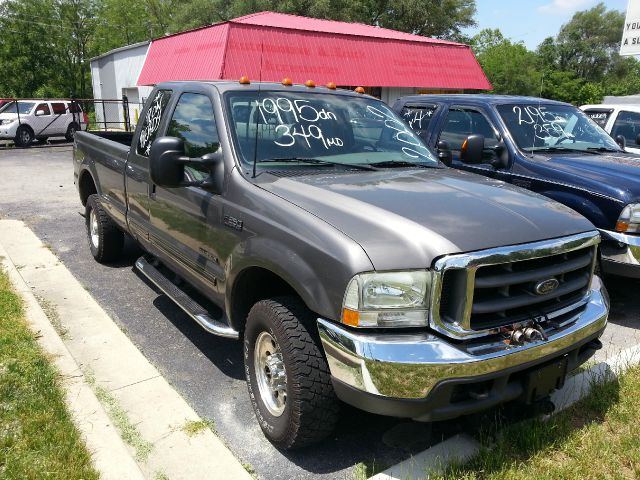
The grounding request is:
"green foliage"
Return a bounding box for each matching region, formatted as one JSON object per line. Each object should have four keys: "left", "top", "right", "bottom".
{"left": 474, "top": 2, "right": 640, "bottom": 105}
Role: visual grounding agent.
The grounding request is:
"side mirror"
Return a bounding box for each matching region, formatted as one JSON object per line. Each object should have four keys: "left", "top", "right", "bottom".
{"left": 35, "top": 109, "right": 46, "bottom": 116}
{"left": 437, "top": 140, "right": 453, "bottom": 166}
{"left": 615, "top": 135, "right": 627, "bottom": 149}
{"left": 150, "top": 137, "right": 188, "bottom": 188}
{"left": 150, "top": 136, "right": 224, "bottom": 193}
{"left": 460, "top": 134, "right": 485, "bottom": 164}
{"left": 636, "top": 133, "right": 640, "bottom": 147}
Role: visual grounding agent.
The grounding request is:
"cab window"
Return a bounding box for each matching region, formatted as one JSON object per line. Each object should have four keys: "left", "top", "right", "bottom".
{"left": 166, "top": 93, "right": 219, "bottom": 178}
{"left": 399, "top": 104, "right": 438, "bottom": 141}
{"left": 51, "top": 102, "right": 67, "bottom": 115}
{"left": 583, "top": 108, "right": 613, "bottom": 128}
{"left": 35, "top": 103, "right": 51, "bottom": 116}
{"left": 611, "top": 111, "right": 640, "bottom": 147}
{"left": 439, "top": 107, "right": 499, "bottom": 161}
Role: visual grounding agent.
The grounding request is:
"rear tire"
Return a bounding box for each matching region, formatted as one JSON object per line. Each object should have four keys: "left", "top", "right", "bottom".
{"left": 85, "top": 194, "right": 124, "bottom": 263}
{"left": 244, "top": 297, "right": 339, "bottom": 449}
{"left": 65, "top": 122, "right": 79, "bottom": 142}
{"left": 15, "top": 125, "right": 34, "bottom": 147}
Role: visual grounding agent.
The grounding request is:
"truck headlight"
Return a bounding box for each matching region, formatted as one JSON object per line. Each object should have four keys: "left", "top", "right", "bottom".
{"left": 341, "top": 271, "right": 432, "bottom": 328}
{"left": 616, "top": 204, "right": 640, "bottom": 233}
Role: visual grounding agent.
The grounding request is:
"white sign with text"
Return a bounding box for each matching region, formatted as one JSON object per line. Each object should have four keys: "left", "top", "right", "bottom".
{"left": 621, "top": 0, "right": 640, "bottom": 56}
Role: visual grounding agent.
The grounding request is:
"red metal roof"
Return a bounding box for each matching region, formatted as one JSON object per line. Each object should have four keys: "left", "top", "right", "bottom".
{"left": 137, "top": 11, "right": 492, "bottom": 90}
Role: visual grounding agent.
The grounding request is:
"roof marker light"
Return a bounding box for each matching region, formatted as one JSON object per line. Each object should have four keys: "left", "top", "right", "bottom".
{"left": 305, "top": 80, "right": 316, "bottom": 88}
{"left": 281, "top": 78, "right": 293, "bottom": 86}
{"left": 355, "top": 86, "right": 365, "bottom": 94}
{"left": 239, "top": 76, "right": 250, "bottom": 84}
{"left": 326, "top": 82, "right": 337, "bottom": 90}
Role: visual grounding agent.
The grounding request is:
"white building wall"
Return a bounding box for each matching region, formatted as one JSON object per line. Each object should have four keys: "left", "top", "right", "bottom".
{"left": 89, "top": 42, "right": 150, "bottom": 130}
{"left": 381, "top": 87, "right": 418, "bottom": 105}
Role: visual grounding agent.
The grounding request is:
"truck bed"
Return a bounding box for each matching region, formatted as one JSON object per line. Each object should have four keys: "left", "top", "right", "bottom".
{"left": 86, "top": 130, "right": 134, "bottom": 146}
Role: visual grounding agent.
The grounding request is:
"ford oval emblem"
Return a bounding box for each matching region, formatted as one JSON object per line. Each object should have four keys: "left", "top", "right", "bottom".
{"left": 534, "top": 278, "right": 559, "bottom": 295}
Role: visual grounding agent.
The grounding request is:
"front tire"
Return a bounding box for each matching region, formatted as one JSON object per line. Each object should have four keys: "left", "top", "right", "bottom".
{"left": 15, "top": 125, "right": 34, "bottom": 147}
{"left": 244, "top": 297, "right": 339, "bottom": 449}
{"left": 85, "top": 194, "right": 124, "bottom": 263}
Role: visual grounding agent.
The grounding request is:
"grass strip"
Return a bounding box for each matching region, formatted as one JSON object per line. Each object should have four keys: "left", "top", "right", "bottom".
{"left": 0, "top": 268, "right": 99, "bottom": 480}
{"left": 435, "top": 366, "right": 640, "bottom": 480}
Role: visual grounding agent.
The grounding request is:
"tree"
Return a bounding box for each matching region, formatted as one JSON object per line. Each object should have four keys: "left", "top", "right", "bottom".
{"left": 472, "top": 30, "right": 542, "bottom": 96}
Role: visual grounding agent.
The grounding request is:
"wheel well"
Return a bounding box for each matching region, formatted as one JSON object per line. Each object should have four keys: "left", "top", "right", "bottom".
{"left": 16, "top": 124, "right": 34, "bottom": 135}
{"left": 78, "top": 171, "right": 97, "bottom": 206}
{"left": 230, "top": 267, "right": 299, "bottom": 331}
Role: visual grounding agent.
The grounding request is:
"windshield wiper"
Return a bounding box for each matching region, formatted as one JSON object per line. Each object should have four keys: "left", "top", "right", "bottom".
{"left": 258, "top": 157, "right": 378, "bottom": 171}
{"left": 532, "top": 146, "right": 600, "bottom": 155}
{"left": 586, "top": 147, "right": 622, "bottom": 153}
{"left": 368, "top": 159, "right": 433, "bottom": 168}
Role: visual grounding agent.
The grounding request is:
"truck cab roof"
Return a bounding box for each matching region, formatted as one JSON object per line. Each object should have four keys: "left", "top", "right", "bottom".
{"left": 397, "top": 94, "right": 572, "bottom": 108}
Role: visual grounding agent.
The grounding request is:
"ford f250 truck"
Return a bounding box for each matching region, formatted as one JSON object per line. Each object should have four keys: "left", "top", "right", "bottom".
{"left": 393, "top": 94, "right": 640, "bottom": 279}
{"left": 74, "top": 81, "right": 608, "bottom": 449}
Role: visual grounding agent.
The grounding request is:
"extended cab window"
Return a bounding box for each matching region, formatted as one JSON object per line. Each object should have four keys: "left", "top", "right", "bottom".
{"left": 439, "top": 107, "right": 499, "bottom": 161}
{"left": 137, "top": 89, "right": 172, "bottom": 157}
{"left": 400, "top": 104, "right": 438, "bottom": 141}
{"left": 611, "top": 111, "right": 640, "bottom": 147}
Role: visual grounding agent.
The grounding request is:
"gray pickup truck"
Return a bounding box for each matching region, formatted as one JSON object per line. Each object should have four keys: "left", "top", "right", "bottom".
{"left": 74, "top": 80, "right": 609, "bottom": 449}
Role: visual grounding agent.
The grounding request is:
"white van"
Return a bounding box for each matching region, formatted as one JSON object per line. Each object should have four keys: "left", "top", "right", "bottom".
{"left": 581, "top": 104, "right": 640, "bottom": 155}
{"left": 0, "top": 99, "right": 87, "bottom": 147}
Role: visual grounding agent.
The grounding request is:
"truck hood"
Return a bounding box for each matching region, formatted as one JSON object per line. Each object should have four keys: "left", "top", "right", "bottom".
{"left": 536, "top": 152, "right": 640, "bottom": 203}
{"left": 0, "top": 113, "right": 18, "bottom": 121}
{"left": 258, "top": 168, "right": 594, "bottom": 270}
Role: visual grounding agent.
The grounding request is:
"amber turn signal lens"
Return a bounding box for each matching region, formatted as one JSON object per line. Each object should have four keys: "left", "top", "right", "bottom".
{"left": 305, "top": 79, "right": 316, "bottom": 88}
{"left": 355, "top": 86, "right": 365, "bottom": 94}
{"left": 342, "top": 308, "right": 359, "bottom": 327}
{"left": 239, "top": 76, "right": 250, "bottom": 84}
{"left": 461, "top": 138, "right": 468, "bottom": 154}
{"left": 326, "top": 82, "right": 337, "bottom": 90}
{"left": 616, "top": 221, "right": 630, "bottom": 232}
{"left": 281, "top": 77, "right": 293, "bottom": 86}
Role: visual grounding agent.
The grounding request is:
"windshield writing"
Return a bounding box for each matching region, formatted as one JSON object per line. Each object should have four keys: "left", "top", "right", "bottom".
{"left": 497, "top": 103, "right": 620, "bottom": 152}
{"left": 226, "top": 91, "right": 437, "bottom": 169}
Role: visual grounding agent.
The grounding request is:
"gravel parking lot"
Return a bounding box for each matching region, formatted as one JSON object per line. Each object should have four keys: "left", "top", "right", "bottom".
{"left": 1, "top": 146, "right": 639, "bottom": 480}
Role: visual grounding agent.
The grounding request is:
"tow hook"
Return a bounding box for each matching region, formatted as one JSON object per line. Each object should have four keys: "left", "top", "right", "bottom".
{"left": 504, "top": 322, "right": 548, "bottom": 346}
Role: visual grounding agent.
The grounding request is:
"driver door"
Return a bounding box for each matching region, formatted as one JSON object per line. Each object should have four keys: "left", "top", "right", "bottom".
{"left": 148, "top": 90, "right": 226, "bottom": 300}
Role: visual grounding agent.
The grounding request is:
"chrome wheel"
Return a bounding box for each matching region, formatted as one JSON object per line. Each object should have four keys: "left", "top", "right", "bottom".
{"left": 18, "top": 128, "right": 32, "bottom": 145}
{"left": 254, "top": 331, "right": 287, "bottom": 417}
{"left": 89, "top": 208, "right": 99, "bottom": 248}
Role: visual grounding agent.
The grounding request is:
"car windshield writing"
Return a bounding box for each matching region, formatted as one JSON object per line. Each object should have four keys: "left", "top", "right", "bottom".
{"left": 0, "top": 102, "right": 35, "bottom": 115}
{"left": 226, "top": 91, "right": 438, "bottom": 168}
{"left": 497, "top": 103, "right": 620, "bottom": 153}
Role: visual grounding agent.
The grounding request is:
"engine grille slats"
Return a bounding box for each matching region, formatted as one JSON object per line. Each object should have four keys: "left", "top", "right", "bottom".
{"left": 471, "top": 273, "right": 590, "bottom": 315}
{"left": 474, "top": 251, "right": 593, "bottom": 289}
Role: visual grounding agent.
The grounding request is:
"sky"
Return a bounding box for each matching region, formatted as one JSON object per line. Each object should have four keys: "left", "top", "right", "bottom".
{"left": 463, "top": 0, "right": 630, "bottom": 50}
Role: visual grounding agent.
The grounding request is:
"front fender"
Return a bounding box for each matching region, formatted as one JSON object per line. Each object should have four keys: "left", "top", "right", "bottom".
{"left": 539, "top": 189, "right": 611, "bottom": 229}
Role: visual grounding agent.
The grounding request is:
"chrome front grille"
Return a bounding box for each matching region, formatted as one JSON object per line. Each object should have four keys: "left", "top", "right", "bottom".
{"left": 431, "top": 232, "right": 600, "bottom": 340}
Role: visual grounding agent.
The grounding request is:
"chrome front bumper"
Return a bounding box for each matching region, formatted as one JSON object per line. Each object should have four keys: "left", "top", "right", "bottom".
{"left": 599, "top": 229, "right": 640, "bottom": 278}
{"left": 318, "top": 277, "right": 608, "bottom": 402}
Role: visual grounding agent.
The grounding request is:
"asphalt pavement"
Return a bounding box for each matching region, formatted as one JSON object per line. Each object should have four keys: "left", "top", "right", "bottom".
{"left": 1, "top": 146, "right": 639, "bottom": 480}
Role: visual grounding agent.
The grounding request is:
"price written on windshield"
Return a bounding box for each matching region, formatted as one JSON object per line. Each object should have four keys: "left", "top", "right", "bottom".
{"left": 258, "top": 97, "right": 343, "bottom": 149}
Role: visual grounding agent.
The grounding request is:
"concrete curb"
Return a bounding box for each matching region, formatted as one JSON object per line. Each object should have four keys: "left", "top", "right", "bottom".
{"left": 0, "top": 220, "right": 252, "bottom": 480}
{"left": 0, "top": 243, "right": 145, "bottom": 480}
{"left": 370, "top": 342, "right": 640, "bottom": 480}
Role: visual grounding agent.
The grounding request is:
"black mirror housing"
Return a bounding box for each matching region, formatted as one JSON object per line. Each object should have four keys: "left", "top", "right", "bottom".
{"left": 636, "top": 133, "right": 640, "bottom": 147}
{"left": 460, "top": 134, "right": 485, "bottom": 164}
{"left": 437, "top": 140, "right": 453, "bottom": 166}
{"left": 615, "top": 134, "right": 627, "bottom": 150}
{"left": 150, "top": 137, "right": 187, "bottom": 188}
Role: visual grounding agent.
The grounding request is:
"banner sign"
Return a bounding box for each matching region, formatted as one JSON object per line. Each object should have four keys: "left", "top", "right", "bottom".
{"left": 621, "top": 0, "right": 640, "bottom": 56}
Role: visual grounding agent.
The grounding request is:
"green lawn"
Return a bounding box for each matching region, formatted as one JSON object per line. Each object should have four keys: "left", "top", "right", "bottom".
{"left": 0, "top": 268, "right": 99, "bottom": 480}
{"left": 436, "top": 366, "right": 640, "bottom": 480}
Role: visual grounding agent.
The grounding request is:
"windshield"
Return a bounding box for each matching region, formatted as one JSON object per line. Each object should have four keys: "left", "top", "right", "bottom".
{"left": 225, "top": 91, "right": 439, "bottom": 170}
{"left": 0, "top": 101, "right": 35, "bottom": 115}
{"left": 497, "top": 103, "right": 621, "bottom": 153}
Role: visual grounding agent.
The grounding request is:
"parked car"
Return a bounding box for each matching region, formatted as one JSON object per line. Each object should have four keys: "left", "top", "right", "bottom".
{"left": 393, "top": 94, "right": 640, "bottom": 279}
{"left": 0, "top": 99, "right": 12, "bottom": 110}
{"left": 74, "top": 82, "right": 608, "bottom": 449}
{"left": 581, "top": 104, "right": 640, "bottom": 155}
{"left": 0, "top": 99, "right": 87, "bottom": 147}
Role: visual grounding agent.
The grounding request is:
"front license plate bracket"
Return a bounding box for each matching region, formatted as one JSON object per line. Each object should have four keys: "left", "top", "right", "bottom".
{"left": 523, "top": 356, "right": 568, "bottom": 403}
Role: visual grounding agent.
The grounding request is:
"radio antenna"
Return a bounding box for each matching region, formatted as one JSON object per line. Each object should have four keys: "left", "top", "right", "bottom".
{"left": 252, "top": 36, "right": 265, "bottom": 178}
